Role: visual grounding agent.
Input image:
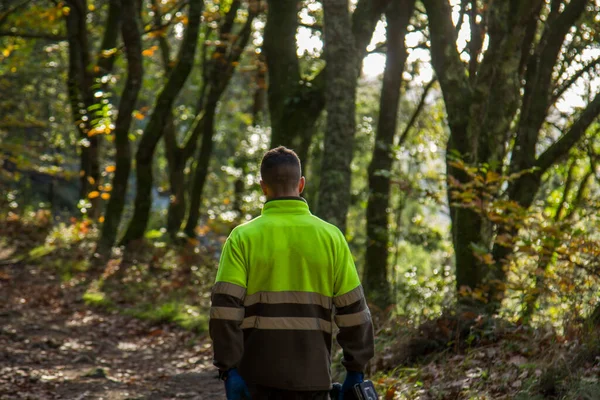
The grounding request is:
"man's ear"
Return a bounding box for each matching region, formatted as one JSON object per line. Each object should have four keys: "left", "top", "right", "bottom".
{"left": 260, "top": 180, "right": 269, "bottom": 196}
{"left": 298, "top": 176, "right": 306, "bottom": 194}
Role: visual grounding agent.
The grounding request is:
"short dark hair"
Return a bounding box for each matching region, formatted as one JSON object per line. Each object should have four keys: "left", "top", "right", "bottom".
{"left": 260, "top": 146, "right": 302, "bottom": 192}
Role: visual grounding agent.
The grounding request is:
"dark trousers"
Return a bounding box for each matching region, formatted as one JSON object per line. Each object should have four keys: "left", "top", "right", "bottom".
{"left": 248, "top": 385, "right": 330, "bottom": 400}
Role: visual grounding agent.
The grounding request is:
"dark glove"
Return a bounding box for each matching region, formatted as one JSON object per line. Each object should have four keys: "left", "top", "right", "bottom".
{"left": 224, "top": 368, "right": 251, "bottom": 400}
{"left": 340, "top": 371, "right": 364, "bottom": 400}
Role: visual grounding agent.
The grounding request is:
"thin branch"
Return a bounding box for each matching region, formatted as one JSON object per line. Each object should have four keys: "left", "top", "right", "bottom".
{"left": 536, "top": 92, "right": 600, "bottom": 174}
{"left": 554, "top": 160, "right": 576, "bottom": 221}
{"left": 0, "top": 0, "right": 32, "bottom": 26}
{"left": 299, "top": 22, "right": 322, "bottom": 32}
{"left": 397, "top": 78, "right": 437, "bottom": 146}
{"left": 455, "top": 0, "right": 468, "bottom": 35}
{"left": 552, "top": 56, "right": 600, "bottom": 105}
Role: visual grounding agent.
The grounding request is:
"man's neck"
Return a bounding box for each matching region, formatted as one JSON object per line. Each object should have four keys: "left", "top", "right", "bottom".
{"left": 266, "top": 194, "right": 302, "bottom": 201}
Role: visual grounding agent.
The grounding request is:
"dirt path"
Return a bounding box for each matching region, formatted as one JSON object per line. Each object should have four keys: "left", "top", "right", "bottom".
{"left": 0, "top": 261, "right": 225, "bottom": 400}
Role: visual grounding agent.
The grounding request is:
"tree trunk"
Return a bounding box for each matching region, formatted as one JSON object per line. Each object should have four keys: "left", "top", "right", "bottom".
{"left": 121, "top": 0, "right": 203, "bottom": 245}
{"left": 316, "top": 0, "right": 358, "bottom": 232}
{"left": 163, "top": 116, "right": 187, "bottom": 238}
{"left": 97, "top": 0, "right": 143, "bottom": 254}
{"left": 264, "top": 0, "right": 390, "bottom": 166}
{"left": 363, "top": 0, "right": 415, "bottom": 309}
{"left": 181, "top": 6, "right": 258, "bottom": 237}
{"left": 422, "top": 0, "right": 598, "bottom": 313}
{"left": 65, "top": 0, "right": 120, "bottom": 214}
{"left": 184, "top": 102, "right": 217, "bottom": 237}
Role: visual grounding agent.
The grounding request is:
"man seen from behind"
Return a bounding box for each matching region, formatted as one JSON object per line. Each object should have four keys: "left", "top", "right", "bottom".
{"left": 209, "top": 146, "right": 375, "bottom": 400}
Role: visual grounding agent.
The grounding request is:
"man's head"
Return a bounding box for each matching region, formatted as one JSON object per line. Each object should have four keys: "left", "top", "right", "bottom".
{"left": 260, "top": 146, "right": 305, "bottom": 199}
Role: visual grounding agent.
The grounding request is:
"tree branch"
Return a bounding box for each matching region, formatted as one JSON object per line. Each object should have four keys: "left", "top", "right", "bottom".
{"left": 299, "top": 22, "right": 322, "bottom": 32}
{"left": 351, "top": 0, "right": 392, "bottom": 63}
{"left": 397, "top": 78, "right": 436, "bottom": 146}
{"left": 421, "top": 0, "right": 470, "bottom": 147}
{"left": 535, "top": 92, "right": 600, "bottom": 174}
{"left": 0, "top": 0, "right": 32, "bottom": 26}
{"left": 552, "top": 56, "right": 600, "bottom": 105}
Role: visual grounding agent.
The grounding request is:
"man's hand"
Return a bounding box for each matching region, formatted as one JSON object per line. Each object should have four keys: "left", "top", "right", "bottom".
{"left": 340, "top": 371, "right": 364, "bottom": 400}
{"left": 224, "top": 368, "right": 251, "bottom": 400}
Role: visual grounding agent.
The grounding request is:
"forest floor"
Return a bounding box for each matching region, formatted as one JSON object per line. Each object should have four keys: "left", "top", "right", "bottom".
{"left": 2, "top": 216, "right": 600, "bottom": 400}
{"left": 0, "top": 259, "right": 225, "bottom": 400}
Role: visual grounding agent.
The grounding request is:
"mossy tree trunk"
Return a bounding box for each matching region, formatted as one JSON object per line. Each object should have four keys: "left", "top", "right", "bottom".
{"left": 423, "top": 0, "right": 600, "bottom": 312}
{"left": 363, "top": 0, "right": 415, "bottom": 309}
{"left": 316, "top": 0, "right": 359, "bottom": 232}
{"left": 263, "top": 0, "right": 391, "bottom": 168}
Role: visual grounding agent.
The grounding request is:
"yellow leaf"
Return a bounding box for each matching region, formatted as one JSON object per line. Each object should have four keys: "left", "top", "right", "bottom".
{"left": 87, "top": 176, "right": 95, "bottom": 185}
{"left": 88, "top": 191, "right": 100, "bottom": 199}
{"left": 98, "top": 216, "right": 105, "bottom": 223}
{"left": 101, "top": 48, "right": 117, "bottom": 58}
{"left": 104, "top": 184, "right": 113, "bottom": 192}
{"left": 101, "top": 193, "right": 110, "bottom": 200}
{"left": 80, "top": 170, "right": 85, "bottom": 177}
{"left": 133, "top": 111, "right": 145, "bottom": 120}
{"left": 105, "top": 165, "right": 116, "bottom": 173}
{"left": 88, "top": 4, "right": 95, "bottom": 11}
{"left": 62, "top": 6, "right": 70, "bottom": 15}
{"left": 223, "top": 198, "right": 230, "bottom": 205}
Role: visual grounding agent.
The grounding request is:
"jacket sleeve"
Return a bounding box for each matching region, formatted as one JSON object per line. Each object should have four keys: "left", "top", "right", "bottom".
{"left": 333, "top": 232, "right": 375, "bottom": 372}
{"left": 210, "top": 231, "right": 247, "bottom": 371}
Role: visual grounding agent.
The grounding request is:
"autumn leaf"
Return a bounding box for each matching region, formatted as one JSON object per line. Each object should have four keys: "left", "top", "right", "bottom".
{"left": 105, "top": 165, "right": 116, "bottom": 173}
{"left": 104, "top": 184, "right": 113, "bottom": 192}
{"left": 133, "top": 111, "right": 145, "bottom": 120}
{"left": 87, "top": 176, "right": 95, "bottom": 185}
{"left": 142, "top": 46, "right": 158, "bottom": 57}
{"left": 101, "top": 193, "right": 110, "bottom": 200}
{"left": 98, "top": 216, "right": 105, "bottom": 223}
{"left": 88, "top": 191, "right": 100, "bottom": 199}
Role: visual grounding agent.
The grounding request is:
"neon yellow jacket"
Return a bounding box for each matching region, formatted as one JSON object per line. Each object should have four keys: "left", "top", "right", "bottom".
{"left": 209, "top": 198, "right": 374, "bottom": 390}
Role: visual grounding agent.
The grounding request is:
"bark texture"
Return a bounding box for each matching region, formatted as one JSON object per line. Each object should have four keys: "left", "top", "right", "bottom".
{"left": 422, "top": 0, "right": 600, "bottom": 311}
{"left": 121, "top": 0, "right": 203, "bottom": 245}
{"left": 316, "top": 0, "right": 358, "bottom": 232}
{"left": 363, "top": 0, "right": 415, "bottom": 309}
{"left": 98, "top": 0, "right": 143, "bottom": 253}
{"left": 263, "top": 0, "right": 391, "bottom": 166}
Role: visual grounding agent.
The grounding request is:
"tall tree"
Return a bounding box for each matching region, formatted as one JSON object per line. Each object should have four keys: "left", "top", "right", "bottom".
{"left": 184, "top": 0, "right": 260, "bottom": 237}
{"left": 316, "top": 0, "right": 358, "bottom": 232}
{"left": 422, "top": 0, "right": 600, "bottom": 310}
{"left": 64, "top": 0, "right": 120, "bottom": 216}
{"left": 363, "top": 0, "right": 416, "bottom": 308}
{"left": 263, "top": 0, "right": 391, "bottom": 165}
{"left": 121, "top": 0, "right": 203, "bottom": 245}
{"left": 97, "top": 0, "right": 143, "bottom": 254}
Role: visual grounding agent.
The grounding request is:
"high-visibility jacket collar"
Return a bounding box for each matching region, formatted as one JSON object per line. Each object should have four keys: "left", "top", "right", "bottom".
{"left": 262, "top": 197, "right": 310, "bottom": 215}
